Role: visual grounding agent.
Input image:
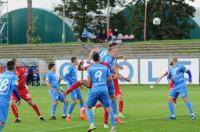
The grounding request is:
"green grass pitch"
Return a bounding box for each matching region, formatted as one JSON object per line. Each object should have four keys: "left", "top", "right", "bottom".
{"left": 3, "top": 85, "right": 200, "bottom": 132}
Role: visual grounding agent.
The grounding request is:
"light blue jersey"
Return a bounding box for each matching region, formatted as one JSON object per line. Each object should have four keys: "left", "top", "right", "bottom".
{"left": 0, "top": 71, "right": 20, "bottom": 123}
{"left": 46, "top": 71, "right": 59, "bottom": 90}
{"left": 87, "top": 63, "right": 111, "bottom": 93}
{"left": 99, "top": 48, "right": 108, "bottom": 62}
{"left": 64, "top": 64, "right": 78, "bottom": 85}
{"left": 167, "top": 64, "right": 187, "bottom": 89}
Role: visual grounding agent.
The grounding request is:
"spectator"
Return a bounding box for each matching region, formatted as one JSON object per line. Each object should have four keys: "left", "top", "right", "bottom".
{"left": 0, "top": 64, "right": 4, "bottom": 73}
{"left": 113, "top": 28, "right": 119, "bottom": 38}
{"left": 95, "top": 29, "right": 103, "bottom": 43}
{"left": 81, "top": 28, "right": 90, "bottom": 42}
{"left": 102, "top": 29, "right": 107, "bottom": 42}
{"left": 107, "top": 29, "right": 113, "bottom": 42}
{"left": 26, "top": 64, "right": 34, "bottom": 86}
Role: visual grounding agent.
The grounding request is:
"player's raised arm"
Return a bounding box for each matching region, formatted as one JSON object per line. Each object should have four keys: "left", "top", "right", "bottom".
{"left": 88, "top": 48, "right": 100, "bottom": 62}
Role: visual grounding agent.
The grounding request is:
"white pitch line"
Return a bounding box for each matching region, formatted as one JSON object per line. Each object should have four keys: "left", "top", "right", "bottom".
{"left": 35, "top": 113, "right": 198, "bottom": 132}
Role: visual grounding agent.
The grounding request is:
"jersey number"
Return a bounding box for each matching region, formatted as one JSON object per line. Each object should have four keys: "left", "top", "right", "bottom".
{"left": 95, "top": 71, "right": 103, "bottom": 82}
{"left": 0, "top": 79, "right": 9, "bottom": 92}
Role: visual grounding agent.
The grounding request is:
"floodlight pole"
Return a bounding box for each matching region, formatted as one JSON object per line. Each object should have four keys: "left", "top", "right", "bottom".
{"left": 62, "top": 0, "right": 66, "bottom": 43}
{"left": 144, "top": 0, "right": 147, "bottom": 41}
{"left": 106, "top": 0, "right": 110, "bottom": 37}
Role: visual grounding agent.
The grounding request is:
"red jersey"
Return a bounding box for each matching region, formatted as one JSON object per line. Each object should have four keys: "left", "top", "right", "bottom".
{"left": 15, "top": 66, "right": 27, "bottom": 90}
{"left": 162, "top": 71, "right": 173, "bottom": 89}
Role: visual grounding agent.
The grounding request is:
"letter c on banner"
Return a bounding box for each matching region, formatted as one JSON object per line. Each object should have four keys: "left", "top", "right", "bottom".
{"left": 118, "top": 61, "right": 134, "bottom": 82}
{"left": 59, "top": 62, "right": 71, "bottom": 81}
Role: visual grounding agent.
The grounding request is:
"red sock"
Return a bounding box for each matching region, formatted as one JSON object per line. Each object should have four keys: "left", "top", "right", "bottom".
{"left": 95, "top": 103, "right": 102, "bottom": 108}
{"left": 31, "top": 104, "right": 41, "bottom": 117}
{"left": 104, "top": 108, "right": 108, "bottom": 124}
{"left": 11, "top": 104, "right": 19, "bottom": 118}
{"left": 119, "top": 100, "right": 124, "bottom": 113}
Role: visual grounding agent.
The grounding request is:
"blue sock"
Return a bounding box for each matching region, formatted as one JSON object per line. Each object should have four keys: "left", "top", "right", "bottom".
{"left": 62, "top": 102, "right": 68, "bottom": 116}
{"left": 186, "top": 102, "right": 194, "bottom": 114}
{"left": 51, "top": 103, "right": 57, "bottom": 116}
{"left": 86, "top": 109, "right": 94, "bottom": 124}
{"left": 108, "top": 110, "right": 115, "bottom": 127}
{"left": 168, "top": 102, "right": 175, "bottom": 116}
{"left": 111, "top": 100, "right": 117, "bottom": 115}
{"left": 68, "top": 102, "right": 76, "bottom": 115}
{"left": 80, "top": 102, "right": 84, "bottom": 109}
{"left": 0, "top": 124, "right": 4, "bottom": 132}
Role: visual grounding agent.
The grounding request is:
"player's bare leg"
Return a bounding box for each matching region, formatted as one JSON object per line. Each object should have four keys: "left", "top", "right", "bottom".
{"left": 117, "top": 94, "right": 125, "bottom": 118}
{"left": 182, "top": 97, "right": 195, "bottom": 120}
{"left": 50, "top": 100, "right": 58, "bottom": 120}
{"left": 26, "top": 100, "right": 44, "bottom": 121}
{"left": 10, "top": 100, "right": 21, "bottom": 123}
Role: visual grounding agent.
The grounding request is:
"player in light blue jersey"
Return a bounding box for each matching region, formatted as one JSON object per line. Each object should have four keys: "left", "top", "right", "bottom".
{"left": 64, "top": 57, "right": 86, "bottom": 122}
{"left": 0, "top": 60, "right": 21, "bottom": 131}
{"left": 46, "top": 63, "right": 68, "bottom": 120}
{"left": 167, "top": 57, "right": 195, "bottom": 120}
{"left": 86, "top": 53, "right": 116, "bottom": 132}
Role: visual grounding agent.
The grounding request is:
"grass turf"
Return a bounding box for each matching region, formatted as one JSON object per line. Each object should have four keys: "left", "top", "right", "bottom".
{"left": 3, "top": 85, "right": 200, "bottom": 132}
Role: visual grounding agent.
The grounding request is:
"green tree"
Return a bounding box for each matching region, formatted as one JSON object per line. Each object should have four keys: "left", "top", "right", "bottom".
{"left": 55, "top": 0, "right": 117, "bottom": 37}
{"left": 111, "top": 0, "right": 196, "bottom": 40}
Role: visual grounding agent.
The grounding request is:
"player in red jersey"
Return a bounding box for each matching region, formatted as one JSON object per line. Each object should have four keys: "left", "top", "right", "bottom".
{"left": 10, "top": 60, "right": 44, "bottom": 123}
{"left": 156, "top": 71, "right": 176, "bottom": 104}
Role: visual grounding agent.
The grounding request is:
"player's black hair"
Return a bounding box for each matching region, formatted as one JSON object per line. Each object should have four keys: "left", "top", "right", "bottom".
{"left": 109, "top": 42, "right": 118, "bottom": 48}
{"left": 93, "top": 53, "right": 100, "bottom": 62}
{"left": 71, "top": 57, "right": 77, "bottom": 63}
{"left": 7, "top": 60, "right": 16, "bottom": 71}
{"left": 48, "top": 63, "right": 55, "bottom": 70}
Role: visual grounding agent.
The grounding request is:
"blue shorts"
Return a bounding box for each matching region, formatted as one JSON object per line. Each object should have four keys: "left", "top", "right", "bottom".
{"left": 107, "top": 80, "right": 115, "bottom": 96}
{"left": 67, "top": 84, "right": 83, "bottom": 100}
{"left": 49, "top": 89, "right": 65, "bottom": 102}
{"left": 169, "top": 84, "right": 188, "bottom": 99}
{"left": 86, "top": 91, "right": 110, "bottom": 108}
{"left": 0, "top": 105, "right": 9, "bottom": 123}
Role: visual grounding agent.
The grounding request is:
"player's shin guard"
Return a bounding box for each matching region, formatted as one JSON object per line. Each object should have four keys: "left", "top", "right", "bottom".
{"left": 32, "top": 104, "right": 41, "bottom": 117}
{"left": 51, "top": 103, "right": 57, "bottom": 116}
{"left": 168, "top": 102, "right": 175, "bottom": 116}
{"left": 63, "top": 102, "right": 68, "bottom": 116}
{"left": 86, "top": 109, "right": 94, "bottom": 124}
{"left": 68, "top": 103, "right": 76, "bottom": 115}
{"left": 119, "top": 100, "right": 124, "bottom": 113}
{"left": 11, "top": 104, "right": 19, "bottom": 118}
{"left": 185, "top": 102, "right": 194, "bottom": 115}
{"left": 108, "top": 110, "right": 115, "bottom": 128}
{"left": 104, "top": 108, "right": 108, "bottom": 124}
{"left": 111, "top": 100, "right": 117, "bottom": 115}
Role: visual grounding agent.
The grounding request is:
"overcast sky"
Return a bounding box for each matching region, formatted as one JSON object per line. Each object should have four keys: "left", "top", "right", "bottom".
{"left": 4, "top": 0, "right": 200, "bottom": 12}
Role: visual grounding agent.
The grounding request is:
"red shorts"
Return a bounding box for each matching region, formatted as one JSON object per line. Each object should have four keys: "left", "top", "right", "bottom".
{"left": 11, "top": 87, "right": 32, "bottom": 102}
{"left": 113, "top": 78, "right": 123, "bottom": 96}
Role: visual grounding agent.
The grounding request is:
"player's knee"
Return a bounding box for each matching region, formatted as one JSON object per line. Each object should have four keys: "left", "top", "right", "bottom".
{"left": 73, "top": 99, "right": 78, "bottom": 104}
{"left": 54, "top": 100, "right": 59, "bottom": 104}
{"left": 64, "top": 98, "right": 68, "bottom": 103}
{"left": 11, "top": 100, "right": 16, "bottom": 105}
{"left": 167, "top": 97, "right": 173, "bottom": 102}
{"left": 0, "top": 122, "right": 4, "bottom": 127}
{"left": 105, "top": 107, "right": 112, "bottom": 112}
{"left": 110, "top": 95, "right": 115, "bottom": 100}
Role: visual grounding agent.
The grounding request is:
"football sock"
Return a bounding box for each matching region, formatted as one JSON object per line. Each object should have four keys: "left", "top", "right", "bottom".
{"left": 186, "top": 102, "right": 194, "bottom": 114}
{"left": 108, "top": 110, "right": 115, "bottom": 127}
{"left": 111, "top": 100, "right": 117, "bottom": 115}
{"left": 31, "top": 104, "right": 41, "bottom": 117}
{"left": 68, "top": 102, "right": 76, "bottom": 115}
{"left": 104, "top": 108, "right": 108, "bottom": 124}
{"left": 168, "top": 102, "right": 175, "bottom": 116}
{"left": 11, "top": 104, "right": 19, "bottom": 118}
{"left": 62, "top": 102, "right": 68, "bottom": 116}
{"left": 51, "top": 103, "right": 57, "bottom": 116}
{"left": 86, "top": 109, "right": 94, "bottom": 124}
{"left": 119, "top": 100, "right": 124, "bottom": 113}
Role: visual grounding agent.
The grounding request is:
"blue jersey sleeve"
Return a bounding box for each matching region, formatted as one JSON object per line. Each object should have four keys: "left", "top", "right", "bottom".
{"left": 180, "top": 65, "right": 187, "bottom": 73}
{"left": 46, "top": 72, "right": 51, "bottom": 82}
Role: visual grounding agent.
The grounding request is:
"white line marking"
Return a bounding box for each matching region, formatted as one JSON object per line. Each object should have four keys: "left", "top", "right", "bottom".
{"left": 35, "top": 113, "right": 198, "bottom": 132}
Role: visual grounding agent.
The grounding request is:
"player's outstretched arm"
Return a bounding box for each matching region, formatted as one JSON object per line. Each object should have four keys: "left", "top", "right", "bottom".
{"left": 88, "top": 48, "right": 100, "bottom": 62}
